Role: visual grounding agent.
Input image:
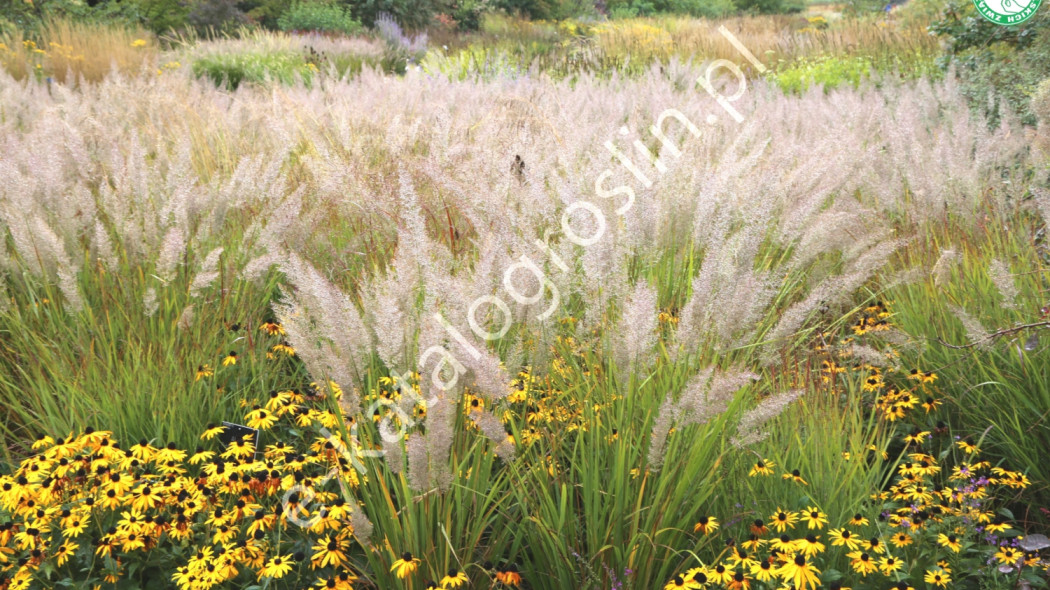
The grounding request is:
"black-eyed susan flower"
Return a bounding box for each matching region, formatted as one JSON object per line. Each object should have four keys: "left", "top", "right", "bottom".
{"left": 391, "top": 552, "right": 421, "bottom": 579}
{"left": 782, "top": 469, "right": 808, "bottom": 485}
{"left": 195, "top": 364, "right": 214, "bottom": 381}
{"left": 750, "top": 519, "right": 768, "bottom": 536}
{"left": 925, "top": 568, "right": 951, "bottom": 587}
{"left": 728, "top": 570, "right": 752, "bottom": 590}
{"left": 776, "top": 554, "right": 821, "bottom": 590}
{"left": 937, "top": 533, "right": 962, "bottom": 552}
{"left": 495, "top": 564, "right": 522, "bottom": 586}
{"left": 890, "top": 531, "right": 913, "bottom": 547}
{"left": 751, "top": 559, "right": 775, "bottom": 582}
{"left": 828, "top": 528, "right": 859, "bottom": 550}
{"left": 664, "top": 575, "right": 701, "bottom": 589}
{"left": 693, "top": 516, "right": 719, "bottom": 535}
{"left": 995, "top": 546, "right": 1023, "bottom": 566}
{"left": 311, "top": 535, "right": 348, "bottom": 569}
{"left": 439, "top": 568, "right": 469, "bottom": 588}
{"left": 801, "top": 507, "right": 827, "bottom": 529}
{"left": 848, "top": 551, "right": 877, "bottom": 576}
{"left": 956, "top": 440, "right": 980, "bottom": 455}
{"left": 222, "top": 351, "right": 238, "bottom": 366}
{"left": 863, "top": 536, "right": 885, "bottom": 554}
{"left": 260, "top": 321, "right": 285, "bottom": 336}
{"left": 708, "top": 563, "right": 733, "bottom": 585}
{"left": 201, "top": 424, "right": 225, "bottom": 440}
{"left": 771, "top": 535, "right": 797, "bottom": 553}
{"left": 796, "top": 534, "right": 825, "bottom": 557}
{"left": 749, "top": 459, "right": 775, "bottom": 477}
{"left": 878, "top": 556, "right": 904, "bottom": 576}
{"left": 260, "top": 555, "right": 293, "bottom": 579}
{"left": 848, "top": 513, "right": 869, "bottom": 527}
{"left": 770, "top": 508, "right": 798, "bottom": 532}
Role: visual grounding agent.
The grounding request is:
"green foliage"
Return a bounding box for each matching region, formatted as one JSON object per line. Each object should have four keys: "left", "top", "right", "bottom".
{"left": 735, "top": 0, "right": 803, "bottom": 15}
{"left": 885, "top": 214, "right": 1050, "bottom": 507}
{"left": 127, "top": 0, "right": 192, "bottom": 33}
{"left": 931, "top": 2, "right": 1050, "bottom": 125}
{"left": 186, "top": 0, "right": 249, "bottom": 33}
{"left": 276, "top": 1, "right": 363, "bottom": 34}
{"left": 191, "top": 47, "right": 316, "bottom": 88}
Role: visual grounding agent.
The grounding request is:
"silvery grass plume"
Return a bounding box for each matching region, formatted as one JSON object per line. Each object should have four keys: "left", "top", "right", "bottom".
{"left": 613, "top": 281, "right": 659, "bottom": 382}
{"left": 732, "top": 389, "right": 804, "bottom": 448}
{"left": 647, "top": 369, "right": 759, "bottom": 470}
{"left": 950, "top": 305, "right": 991, "bottom": 350}
{"left": 988, "top": 258, "right": 1020, "bottom": 310}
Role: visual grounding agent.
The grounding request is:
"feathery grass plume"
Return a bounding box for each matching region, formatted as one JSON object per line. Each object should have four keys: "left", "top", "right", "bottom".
{"left": 143, "top": 287, "right": 159, "bottom": 317}
{"left": 950, "top": 305, "right": 990, "bottom": 350}
{"left": 988, "top": 258, "right": 1020, "bottom": 310}
{"left": 614, "top": 281, "right": 658, "bottom": 379}
{"left": 92, "top": 221, "right": 117, "bottom": 270}
{"left": 423, "top": 392, "right": 456, "bottom": 491}
{"left": 846, "top": 343, "right": 891, "bottom": 368}
{"left": 189, "top": 247, "right": 224, "bottom": 297}
{"left": 732, "top": 388, "right": 803, "bottom": 448}
{"left": 155, "top": 228, "right": 186, "bottom": 283}
{"left": 646, "top": 395, "right": 678, "bottom": 470}
{"left": 349, "top": 508, "right": 373, "bottom": 548}
{"left": 275, "top": 253, "right": 370, "bottom": 410}
{"left": 56, "top": 266, "right": 84, "bottom": 313}
{"left": 471, "top": 409, "right": 514, "bottom": 461}
{"left": 405, "top": 432, "right": 430, "bottom": 492}
{"left": 177, "top": 305, "right": 195, "bottom": 331}
{"left": 931, "top": 249, "right": 959, "bottom": 287}
{"left": 648, "top": 368, "right": 756, "bottom": 469}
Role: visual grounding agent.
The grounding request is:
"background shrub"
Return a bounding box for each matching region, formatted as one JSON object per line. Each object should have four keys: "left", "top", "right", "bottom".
{"left": 277, "top": 1, "right": 364, "bottom": 35}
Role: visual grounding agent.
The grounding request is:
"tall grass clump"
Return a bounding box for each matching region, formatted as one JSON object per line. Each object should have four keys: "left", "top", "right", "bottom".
{"left": 0, "top": 18, "right": 156, "bottom": 84}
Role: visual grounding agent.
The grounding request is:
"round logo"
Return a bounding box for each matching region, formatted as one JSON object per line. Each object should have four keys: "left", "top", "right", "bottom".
{"left": 972, "top": 0, "right": 1042, "bottom": 24}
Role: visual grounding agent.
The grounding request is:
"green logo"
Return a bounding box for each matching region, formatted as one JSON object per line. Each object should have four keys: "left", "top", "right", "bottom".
{"left": 972, "top": 0, "right": 1042, "bottom": 24}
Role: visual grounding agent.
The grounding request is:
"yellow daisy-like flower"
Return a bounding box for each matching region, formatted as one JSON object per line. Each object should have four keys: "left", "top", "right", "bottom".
{"left": 776, "top": 554, "right": 821, "bottom": 590}
{"left": 891, "top": 531, "right": 913, "bottom": 547}
{"left": 222, "top": 351, "right": 238, "bottom": 366}
{"left": 440, "top": 568, "right": 470, "bottom": 588}
{"left": 878, "top": 556, "right": 904, "bottom": 576}
{"left": 829, "top": 528, "right": 859, "bottom": 550}
{"left": 937, "top": 533, "right": 962, "bottom": 553}
{"left": 390, "top": 552, "right": 421, "bottom": 579}
{"left": 693, "top": 516, "right": 719, "bottom": 535}
{"left": 770, "top": 508, "right": 798, "bottom": 532}
{"left": 994, "top": 546, "right": 1023, "bottom": 566}
{"left": 801, "top": 507, "right": 827, "bottom": 530}
{"left": 925, "top": 568, "right": 951, "bottom": 587}
{"left": 749, "top": 459, "right": 775, "bottom": 477}
{"left": 848, "top": 551, "right": 877, "bottom": 576}
{"left": 782, "top": 469, "right": 808, "bottom": 485}
{"left": 664, "top": 575, "right": 702, "bottom": 590}
{"left": 195, "top": 364, "right": 214, "bottom": 381}
{"left": 259, "top": 555, "right": 293, "bottom": 579}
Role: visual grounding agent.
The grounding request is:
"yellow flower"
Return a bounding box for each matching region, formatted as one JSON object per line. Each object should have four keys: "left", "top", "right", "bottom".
{"left": 749, "top": 459, "right": 775, "bottom": 476}
{"left": 440, "top": 568, "right": 470, "bottom": 588}
{"left": 829, "top": 528, "right": 859, "bottom": 550}
{"left": 222, "top": 351, "right": 238, "bottom": 366}
{"left": 693, "top": 515, "right": 719, "bottom": 535}
{"left": 131, "top": 39, "right": 147, "bottom": 48}
{"left": 390, "top": 552, "right": 421, "bottom": 579}
{"left": 776, "top": 554, "right": 821, "bottom": 590}
{"left": 259, "top": 555, "right": 293, "bottom": 579}
{"left": 195, "top": 364, "right": 214, "bottom": 381}
{"left": 937, "top": 533, "right": 962, "bottom": 552}
{"left": 801, "top": 507, "right": 828, "bottom": 529}
{"left": 925, "top": 568, "right": 951, "bottom": 587}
